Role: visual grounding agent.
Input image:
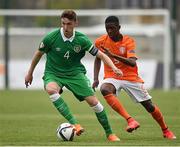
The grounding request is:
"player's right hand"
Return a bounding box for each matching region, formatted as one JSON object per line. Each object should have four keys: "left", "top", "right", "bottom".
{"left": 25, "top": 74, "right": 33, "bottom": 88}
{"left": 92, "top": 80, "right": 99, "bottom": 91}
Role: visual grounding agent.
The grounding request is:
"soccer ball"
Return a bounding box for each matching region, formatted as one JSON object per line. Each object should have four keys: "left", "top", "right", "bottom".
{"left": 56, "top": 123, "right": 75, "bottom": 141}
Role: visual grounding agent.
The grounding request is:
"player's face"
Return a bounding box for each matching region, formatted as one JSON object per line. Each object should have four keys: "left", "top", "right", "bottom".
{"left": 61, "top": 18, "right": 77, "bottom": 38}
{"left": 105, "top": 23, "right": 120, "bottom": 39}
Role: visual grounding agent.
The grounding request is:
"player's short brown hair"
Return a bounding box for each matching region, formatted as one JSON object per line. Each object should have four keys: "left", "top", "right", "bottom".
{"left": 61, "top": 10, "right": 77, "bottom": 21}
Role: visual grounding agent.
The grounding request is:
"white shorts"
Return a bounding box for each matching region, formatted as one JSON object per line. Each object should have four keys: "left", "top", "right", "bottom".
{"left": 101, "top": 78, "right": 152, "bottom": 103}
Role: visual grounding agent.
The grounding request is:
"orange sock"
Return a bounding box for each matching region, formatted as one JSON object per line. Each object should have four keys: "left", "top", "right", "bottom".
{"left": 104, "top": 94, "right": 131, "bottom": 120}
{"left": 151, "top": 105, "right": 167, "bottom": 130}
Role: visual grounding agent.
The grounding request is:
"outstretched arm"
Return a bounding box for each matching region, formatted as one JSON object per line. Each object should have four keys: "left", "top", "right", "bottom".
{"left": 25, "top": 50, "right": 44, "bottom": 88}
{"left": 96, "top": 50, "right": 123, "bottom": 76}
{"left": 103, "top": 47, "right": 137, "bottom": 67}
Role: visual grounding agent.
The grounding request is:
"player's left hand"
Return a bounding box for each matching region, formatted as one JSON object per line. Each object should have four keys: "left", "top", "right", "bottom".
{"left": 113, "top": 68, "right": 123, "bottom": 76}
{"left": 101, "top": 46, "right": 113, "bottom": 57}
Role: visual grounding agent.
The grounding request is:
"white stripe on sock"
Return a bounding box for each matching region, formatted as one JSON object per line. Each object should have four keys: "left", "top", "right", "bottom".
{"left": 92, "top": 102, "right": 104, "bottom": 113}
{"left": 49, "top": 93, "right": 60, "bottom": 102}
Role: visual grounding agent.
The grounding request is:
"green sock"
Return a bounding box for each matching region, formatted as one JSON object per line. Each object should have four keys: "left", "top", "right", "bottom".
{"left": 95, "top": 110, "right": 113, "bottom": 137}
{"left": 53, "top": 97, "right": 77, "bottom": 124}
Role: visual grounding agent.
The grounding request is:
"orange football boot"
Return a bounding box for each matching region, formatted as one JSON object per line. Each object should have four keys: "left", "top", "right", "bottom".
{"left": 73, "top": 124, "right": 85, "bottom": 136}
{"left": 163, "top": 129, "right": 176, "bottom": 140}
{"left": 126, "top": 119, "right": 140, "bottom": 133}
{"left": 107, "top": 134, "right": 120, "bottom": 141}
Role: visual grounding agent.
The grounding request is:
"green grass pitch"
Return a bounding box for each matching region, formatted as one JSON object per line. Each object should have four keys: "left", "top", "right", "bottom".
{"left": 0, "top": 89, "right": 180, "bottom": 146}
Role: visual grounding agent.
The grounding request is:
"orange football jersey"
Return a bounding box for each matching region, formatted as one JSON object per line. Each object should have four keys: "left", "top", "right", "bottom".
{"left": 95, "top": 34, "right": 144, "bottom": 83}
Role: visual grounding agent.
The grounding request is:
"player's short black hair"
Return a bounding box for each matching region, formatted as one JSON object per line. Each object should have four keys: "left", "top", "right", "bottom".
{"left": 105, "top": 16, "right": 119, "bottom": 24}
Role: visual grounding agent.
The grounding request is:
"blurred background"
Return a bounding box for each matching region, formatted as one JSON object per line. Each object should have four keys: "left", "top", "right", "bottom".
{"left": 0, "top": 0, "right": 179, "bottom": 90}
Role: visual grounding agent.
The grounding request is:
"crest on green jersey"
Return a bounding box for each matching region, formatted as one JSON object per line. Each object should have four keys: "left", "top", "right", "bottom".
{"left": 74, "top": 45, "right": 81, "bottom": 53}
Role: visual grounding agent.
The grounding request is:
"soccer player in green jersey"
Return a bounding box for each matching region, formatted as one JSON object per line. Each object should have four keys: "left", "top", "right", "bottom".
{"left": 25, "top": 10, "right": 123, "bottom": 141}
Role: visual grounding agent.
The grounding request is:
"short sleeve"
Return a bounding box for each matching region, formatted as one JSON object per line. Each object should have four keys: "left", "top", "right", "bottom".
{"left": 95, "top": 35, "right": 107, "bottom": 52}
{"left": 38, "top": 35, "right": 51, "bottom": 53}
{"left": 82, "top": 36, "right": 93, "bottom": 52}
{"left": 95, "top": 39, "right": 101, "bottom": 49}
{"left": 126, "top": 37, "right": 137, "bottom": 58}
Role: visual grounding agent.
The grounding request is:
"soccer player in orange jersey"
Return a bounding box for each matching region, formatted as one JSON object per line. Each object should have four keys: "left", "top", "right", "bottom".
{"left": 93, "top": 15, "right": 176, "bottom": 140}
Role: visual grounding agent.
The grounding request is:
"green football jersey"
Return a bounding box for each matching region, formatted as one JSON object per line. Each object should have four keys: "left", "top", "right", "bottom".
{"left": 39, "top": 28, "right": 94, "bottom": 77}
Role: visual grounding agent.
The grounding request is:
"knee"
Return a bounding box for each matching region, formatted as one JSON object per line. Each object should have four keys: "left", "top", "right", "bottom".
{"left": 46, "top": 87, "right": 58, "bottom": 95}
{"left": 100, "top": 83, "right": 116, "bottom": 96}
{"left": 141, "top": 100, "right": 155, "bottom": 113}
{"left": 100, "top": 86, "right": 113, "bottom": 96}
{"left": 45, "top": 83, "right": 60, "bottom": 95}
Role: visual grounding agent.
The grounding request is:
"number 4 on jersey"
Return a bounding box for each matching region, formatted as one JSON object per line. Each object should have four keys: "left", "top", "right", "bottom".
{"left": 64, "top": 51, "right": 70, "bottom": 59}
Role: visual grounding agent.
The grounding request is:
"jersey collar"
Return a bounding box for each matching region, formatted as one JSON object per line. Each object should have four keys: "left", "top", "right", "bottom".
{"left": 60, "top": 28, "right": 75, "bottom": 42}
